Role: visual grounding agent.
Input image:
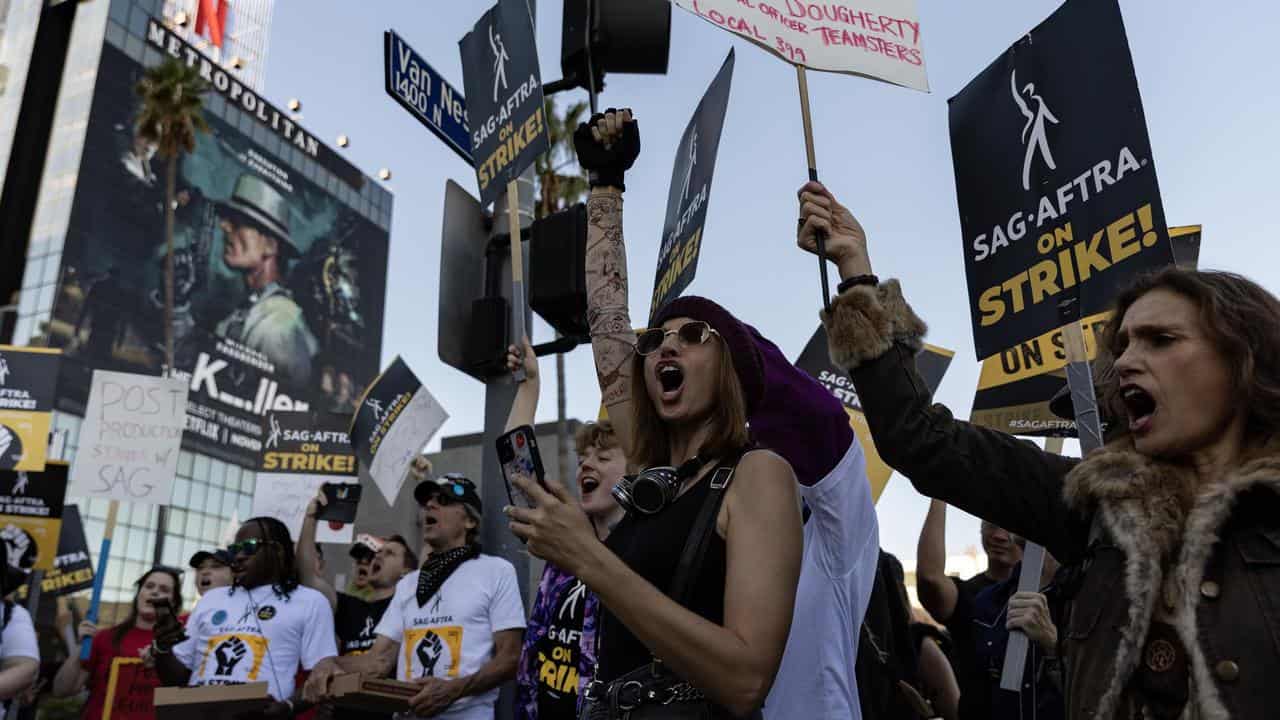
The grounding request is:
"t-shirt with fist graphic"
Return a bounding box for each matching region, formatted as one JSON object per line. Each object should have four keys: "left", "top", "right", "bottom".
{"left": 374, "top": 554, "right": 525, "bottom": 719}
{"left": 174, "top": 584, "right": 337, "bottom": 701}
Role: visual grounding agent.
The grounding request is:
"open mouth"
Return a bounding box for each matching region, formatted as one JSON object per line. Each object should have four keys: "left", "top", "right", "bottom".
{"left": 1121, "top": 385, "right": 1157, "bottom": 433}
{"left": 580, "top": 474, "right": 600, "bottom": 495}
{"left": 657, "top": 362, "right": 685, "bottom": 396}
{"left": 424, "top": 515, "right": 439, "bottom": 527}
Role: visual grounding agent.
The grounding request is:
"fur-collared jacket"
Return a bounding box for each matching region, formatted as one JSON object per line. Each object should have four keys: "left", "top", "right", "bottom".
{"left": 823, "top": 280, "right": 1280, "bottom": 720}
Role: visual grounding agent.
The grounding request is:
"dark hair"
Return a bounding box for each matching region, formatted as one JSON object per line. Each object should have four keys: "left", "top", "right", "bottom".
{"left": 628, "top": 336, "right": 750, "bottom": 469}
{"left": 113, "top": 567, "right": 183, "bottom": 652}
{"left": 385, "top": 534, "right": 419, "bottom": 570}
{"left": 1100, "top": 267, "right": 1280, "bottom": 445}
{"left": 233, "top": 517, "right": 300, "bottom": 600}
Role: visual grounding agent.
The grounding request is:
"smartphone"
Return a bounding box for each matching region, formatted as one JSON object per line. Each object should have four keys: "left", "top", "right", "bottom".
{"left": 497, "top": 425, "right": 546, "bottom": 509}
{"left": 319, "top": 482, "right": 362, "bottom": 524}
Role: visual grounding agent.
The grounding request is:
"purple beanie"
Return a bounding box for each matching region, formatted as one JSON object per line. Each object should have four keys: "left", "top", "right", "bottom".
{"left": 652, "top": 296, "right": 766, "bottom": 414}
{"left": 652, "top": 296, "right": 854, "bottom": 485}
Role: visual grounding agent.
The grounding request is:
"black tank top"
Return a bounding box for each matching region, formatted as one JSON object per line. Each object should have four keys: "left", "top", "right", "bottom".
{"left": 597, "top": 467, "right": 728, "bottom": 683}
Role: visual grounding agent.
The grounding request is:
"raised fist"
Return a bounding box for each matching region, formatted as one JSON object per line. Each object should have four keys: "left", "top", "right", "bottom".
{"left": 213, "top": 636, "right": 249, "bottom": 676}
{"left": 573, "top": 108, "right": 640, "bottom": 191}
{"left": 416, "top": 631, "right": 444, "bottom": 677}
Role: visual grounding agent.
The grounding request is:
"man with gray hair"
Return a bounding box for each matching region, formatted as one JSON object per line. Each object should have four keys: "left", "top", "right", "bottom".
{"left": 214, "top": 172, "right": 318, "bottom": 383}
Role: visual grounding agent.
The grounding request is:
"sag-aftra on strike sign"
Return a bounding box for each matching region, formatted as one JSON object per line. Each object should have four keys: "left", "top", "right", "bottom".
{"left": 949, "top": 0, "right": 1173, "bottom": 359}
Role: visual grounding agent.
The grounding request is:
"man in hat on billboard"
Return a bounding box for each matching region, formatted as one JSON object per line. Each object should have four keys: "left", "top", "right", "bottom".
{"left": 214, "top": 172, "right": 318, "bottom": 383}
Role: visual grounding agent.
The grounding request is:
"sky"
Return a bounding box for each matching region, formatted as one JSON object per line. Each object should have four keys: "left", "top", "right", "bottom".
{"left": 265, "top": 0, "right": 1280, "bottom": 569}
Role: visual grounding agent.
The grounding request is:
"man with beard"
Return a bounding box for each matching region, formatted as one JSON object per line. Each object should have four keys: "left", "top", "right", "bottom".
{"left": 153, "top": 517, "right": 336, "bottom": 717}
{"left": 304, "top": 475, "right": 524, "bottom": 720}
{"left": 213, "top": 173, "right": 318, "bottom": 383}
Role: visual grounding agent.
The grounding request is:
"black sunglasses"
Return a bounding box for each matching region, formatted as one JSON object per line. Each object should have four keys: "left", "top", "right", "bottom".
{"left": 226, "top": 539, "right": 277, "bottom": 557}
{"left": 635, "top": 321, "right": 719, "bottom": 356}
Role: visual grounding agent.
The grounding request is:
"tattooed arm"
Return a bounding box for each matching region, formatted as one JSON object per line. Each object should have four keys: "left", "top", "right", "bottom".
{"left": 575, "top": 109, "right": 640, "bottom": 460}
{"left": 586, "top": 187, "right": 636, "bottom": 458}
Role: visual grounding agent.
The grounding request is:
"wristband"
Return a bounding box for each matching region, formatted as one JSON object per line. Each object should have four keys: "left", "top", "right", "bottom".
{"left": 836, "top": 274, "right": 879, "bottom": 295}
{"left": 587, "top": 169, "right": 625, "bottom": 192}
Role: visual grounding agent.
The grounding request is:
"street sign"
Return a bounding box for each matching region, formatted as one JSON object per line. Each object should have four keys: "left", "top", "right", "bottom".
{"left": 384, "top": 29, "right": 473, "bottom": 166}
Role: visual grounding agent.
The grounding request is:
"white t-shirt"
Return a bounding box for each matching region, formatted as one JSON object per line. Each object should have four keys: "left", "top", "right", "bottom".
{"left": 375, "top": 554, "right": 526, "bottom": 719}
{"left": 765, "top": 440, "right": 880, "bottom": 719}
{"left": 174, "top": 584, "right": 337, "bottom": 701}
{"left": 1, "top": 604, "right": 38, "bottom": 662}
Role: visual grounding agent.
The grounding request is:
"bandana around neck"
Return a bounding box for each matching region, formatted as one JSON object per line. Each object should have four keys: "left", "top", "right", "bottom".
{"left": 416, "top": 544, "right": 480, "bottom": 607}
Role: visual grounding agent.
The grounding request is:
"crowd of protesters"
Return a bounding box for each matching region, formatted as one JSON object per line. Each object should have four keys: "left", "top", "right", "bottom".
{"left": 9, "top": 102, "right": 1280, "bottom": 720}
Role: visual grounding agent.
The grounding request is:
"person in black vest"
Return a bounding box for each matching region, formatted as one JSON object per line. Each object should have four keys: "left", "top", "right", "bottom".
{"left": 505, "top": 108, "right": 803, "bottom": 720}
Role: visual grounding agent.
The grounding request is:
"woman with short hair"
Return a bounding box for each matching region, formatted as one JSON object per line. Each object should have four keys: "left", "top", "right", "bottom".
{"left": 796, "top": 179, "right": 1280, "bottom": 719}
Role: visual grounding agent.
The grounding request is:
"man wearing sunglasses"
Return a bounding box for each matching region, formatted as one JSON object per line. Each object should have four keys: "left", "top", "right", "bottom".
{"left": 304, "top": 475, "right": 525, "bottom": 720}
{"left": 155, "top": 517, "right": 337, "bottom": 717}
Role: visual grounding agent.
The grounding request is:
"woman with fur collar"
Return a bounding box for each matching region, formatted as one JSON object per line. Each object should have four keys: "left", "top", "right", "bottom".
{"left": 796, "top": 179, "right": 1280, "bottom": 720}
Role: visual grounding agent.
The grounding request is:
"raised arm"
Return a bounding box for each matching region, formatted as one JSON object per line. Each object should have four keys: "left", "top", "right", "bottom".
{"left": 916, "top": 499, "right": 958, "bottom": 622}
{"left": 795, "top": 181, "right": 1089, "bottom": 563}
{"left": 51, "top": 621, "right": 95, "bottom": 697}
{"left": 575, "top": 109, "right": 640, "bottom": 459}
{"left": 504, "top": 337, "right": 539, "bottom": 432}
{"left": 297, "top": 491, "right": 337, "bottom": 612}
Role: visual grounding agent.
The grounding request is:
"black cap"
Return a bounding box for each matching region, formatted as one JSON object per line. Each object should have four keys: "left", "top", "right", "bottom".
{"left": 414, "top": 473, "right": 483, "bottom": 515}
{"left": 188, "top": 549, "right": 231, "bottom": 569}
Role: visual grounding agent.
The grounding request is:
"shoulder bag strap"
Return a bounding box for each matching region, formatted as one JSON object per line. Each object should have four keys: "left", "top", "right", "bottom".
{"left": 667, "top": 453, "right": 743, "bottom": 606}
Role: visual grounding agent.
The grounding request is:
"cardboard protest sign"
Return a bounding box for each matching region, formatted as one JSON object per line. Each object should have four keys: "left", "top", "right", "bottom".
{"left": 103, "top": 657, "right": 162, "bottom": 720}
{"left": 459, "top": 0, "right": 550, "bottom": 208}
{"left": 350, "top": 357, "right": 449, "bottom": 504}
{"left": 27, "top": 504, "right": 93, "bottom": 597}
{"left": 253, "top": 411, "right": 358, "bottom": 544}
{"left": 949, "top": 0, "right": 1172, "bottom": 359}
{"left": 69, "top": 370, "right": 187, "bottom": 504}
{"left": 649, "top": 50, "right": 735, "bottom": 322}
{"left": 970, "top": 225, "right": 1202, "bottom": 437}
{"left": 795, "top": 327, "right": 952, "bottom": 500}
{"left": 0, "top": 346, "right": 60, "bottom": 472}
{"left": 0, "top": 464, "right": 69, "bottom": 572}
{"left": 672, "top": 0, "right": 927, "bottom": 91}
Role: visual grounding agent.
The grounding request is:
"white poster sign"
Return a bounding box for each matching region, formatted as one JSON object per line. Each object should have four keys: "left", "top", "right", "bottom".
{"left": 671, "top": 0, "right": 928, "bottom": 91}
{"left": 251, "top": 474, "right": 355, "bottom": 545}
{"left": 69, "top": 371, "right": 187, "bottom": 505}
{"left": 351, "top": 357, "right": 449, "bottom": 505}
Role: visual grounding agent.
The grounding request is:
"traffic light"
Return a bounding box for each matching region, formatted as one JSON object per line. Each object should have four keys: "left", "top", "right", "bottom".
{"left": 529, "top": 203, "right": 588, "bottom": 338}
{"left": 553, "top": 0, "right": 671, "bottom": 94}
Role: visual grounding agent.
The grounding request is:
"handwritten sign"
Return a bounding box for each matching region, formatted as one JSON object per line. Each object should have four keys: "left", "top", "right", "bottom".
{"left": 252, "top": 474, "right": 354, "bottom": 545}
{"left": 69, "top": 371, "right": 187, "bottom": 505}
{"left": 351, "top": 358, "right": 449, "bottom": 504}
{"left": 672, "top": 0, "right": 927, "bottom": 91}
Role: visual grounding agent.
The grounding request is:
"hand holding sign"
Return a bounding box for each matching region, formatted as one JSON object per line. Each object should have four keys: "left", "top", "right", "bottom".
{"left": 796, "top": 181, "right": 872, "bottom": 280}
{"left": 573, "top": 109, "right": 639, "bottom": 191}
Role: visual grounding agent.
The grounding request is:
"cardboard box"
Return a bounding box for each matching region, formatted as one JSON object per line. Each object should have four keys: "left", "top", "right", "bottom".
{"left": 329, "top": 673, "right": 416, "bottom": 713}
{"left": 154, "top": 682, "right": 273, "bottom": 720}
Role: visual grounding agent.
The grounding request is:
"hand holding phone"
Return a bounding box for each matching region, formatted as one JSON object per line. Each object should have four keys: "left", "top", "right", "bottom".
{"left": 497, "top": 425, "right": 546, "bottom": 509}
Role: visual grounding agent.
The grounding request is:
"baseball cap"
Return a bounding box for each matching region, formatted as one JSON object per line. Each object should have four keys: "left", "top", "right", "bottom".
{"left": 348, "top": 533, "right": 384, "bottom": 561}
{"left": 188, "top": 549, "right": 232, "bottom": 569}
{"left": 414, "top": 473, "right": 483, "bottom": 515}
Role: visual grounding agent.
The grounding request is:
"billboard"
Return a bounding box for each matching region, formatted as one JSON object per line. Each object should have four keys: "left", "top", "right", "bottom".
{"left": 41, "top": 28, "right": 390, "bottom": 467}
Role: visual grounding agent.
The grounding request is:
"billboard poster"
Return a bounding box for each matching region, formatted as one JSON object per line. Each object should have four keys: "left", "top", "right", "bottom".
{"left": 0, "top": 464, "right": 69, "bottom": 572}
{"left": 459, "top": 0, "right": 550, "bottom": 208}
{"left": 0, "top": 346, "right": 60, "bottom": 472}
{"left": 948, "top": 0, "right": 1171, "bottom": 359}
{"left": 795, "top": 327, "right": 952, "bottom": 500}
{"left": 40, "top": 31, "right": 390, "bottom": 468}
{"left": 649, "top": 50, "right": 734, "bottom": 323}
{"left": 253, "top": 410, "right": 358, "bottom": 544}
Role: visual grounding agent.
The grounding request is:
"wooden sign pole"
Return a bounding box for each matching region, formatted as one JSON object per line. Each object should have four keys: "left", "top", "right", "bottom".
{"left": 795, "top": 65, "right": 832, "bottom": 313}
{"left": 1000, "top": 299, "right": 1105, "bottom": 691}
{"left": 80, "top": 500, "right": 118, "bottom": 660}
{"left": 507, "top": 179, "right": 527, "bottom": 383}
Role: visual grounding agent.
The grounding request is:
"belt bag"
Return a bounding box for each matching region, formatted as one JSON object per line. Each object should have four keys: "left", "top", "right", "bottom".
{"left": 584, "top": 456, "right": 761, "bottom": 720}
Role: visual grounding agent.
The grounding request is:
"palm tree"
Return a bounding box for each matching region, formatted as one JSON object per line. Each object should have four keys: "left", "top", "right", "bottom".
{"left": 534, "top": 98, "right": 589, "bottom": 483}
{"left": 135, "top": 59, "right": 209, "bottom": 374}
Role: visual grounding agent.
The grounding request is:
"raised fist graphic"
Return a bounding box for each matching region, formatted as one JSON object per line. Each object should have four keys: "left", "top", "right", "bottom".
{"left": 416, "top": 631, "right": 444, "bottom": 678}
{"left": 213, "top": 637, "right": 249, "bottom": 676}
